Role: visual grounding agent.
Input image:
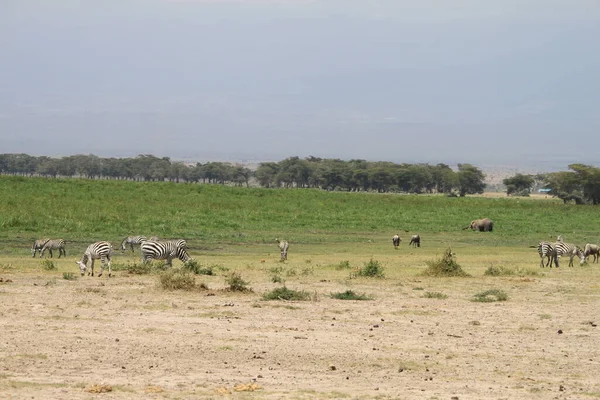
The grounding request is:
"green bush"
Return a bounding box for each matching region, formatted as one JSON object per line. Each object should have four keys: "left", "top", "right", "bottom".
{"left": 421, "top": 249, "right": 470, "bottom": 277}
{"left": 355, "top": 259, "right": 385, "bottom": 278}
{"left": 158, "top": 269, "right": 196, "bottom": 291}
{"left": 183, "top": 260, "right": 214, "bottom": 275}
{"left": 62, "top": 272, "right": 77, "bottom": 280}
{"left": 335, "top": 260, "right": 351, "bottom": 270}
{"left": 225, "top": 272, "right": 251, "bottom": 292}
{"left": 472, "top": 289, "right": 508, "bottom": 302}
{"left": 262, "top": 286, "right": 311, "bottom": 301}
{"left": 330, "top": 290, "right": 372, "bottom": 300}
{"left": 41, "top": 259, "right": 56, "bottom": 271}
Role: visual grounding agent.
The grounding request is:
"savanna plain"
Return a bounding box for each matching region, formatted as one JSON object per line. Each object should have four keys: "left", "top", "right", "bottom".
{"left": 0, "top": 177, "right": 599, "bottom": 400}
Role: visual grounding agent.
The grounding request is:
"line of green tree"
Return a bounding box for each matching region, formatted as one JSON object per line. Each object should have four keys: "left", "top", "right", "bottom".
{"left": 1, "top": 153, "right": 599, "bottom": 203}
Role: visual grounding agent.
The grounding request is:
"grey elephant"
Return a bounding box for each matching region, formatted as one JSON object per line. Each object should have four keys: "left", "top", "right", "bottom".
{"left": 463, "top": 218, "right": 494, "bottom": 232}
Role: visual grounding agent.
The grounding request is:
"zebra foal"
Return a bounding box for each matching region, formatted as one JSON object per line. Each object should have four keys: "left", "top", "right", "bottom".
{"left": 121, "top": 235, "right": 147, "bottom": 252}
{"left": 140, "top": 239, "right": 190, "bottom": 266}
{"left": 40, "top": 239, "right": 66, "bottom": 258}
{"left": 537, "top": 241, "right": 556, "bottom": 268}
{"left": 553, "top": 241, "right": 585, "bottom": 267}
{"left": 76, "top": 241, "right": 113, "bottom": 277}
{"left": 31, "top": 238, "right": 50, "bottom": 257}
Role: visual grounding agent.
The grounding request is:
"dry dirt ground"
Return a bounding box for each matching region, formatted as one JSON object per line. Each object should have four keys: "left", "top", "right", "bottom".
{"left": 0, "top": 262, "right": 599, "bottom": 400}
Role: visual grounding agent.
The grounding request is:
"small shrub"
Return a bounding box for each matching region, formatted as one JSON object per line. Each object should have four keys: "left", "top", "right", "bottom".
{"left": 472, "top": 289, "right": 508, "bottom": 302}
{"left": 301, "top": 267, "right": 313, "bottom": 276}
{"left": 330, "top": 290, "right": 372, "bottom": 300}
{"left": 62, "top": 272, "right": 77, "bottom": 280}
{"left": 158, "top": 269, "right": 196, "bottom": 291}
{"left": 271, "top": 274, "right": 283, "bottom": 283}
{"left": 262, "top": 286, "right": 310, "bottom": 301}
{"left": 484, "top": 265, "right": 514, "bottom": 276}
{"left": 355, "top": 259, "right": 385, "bottom": 278}
{"left": 226, "top": 272, "right": 251, "bottom": 292}
{"left": 335, "top": 260, "right": 351, "bottom": 270}
{"left": 269, "top": 266, "right": 283, "bottom": 274}
{"left": 421, "top": 249, "right": 470, "bottom": 277}
{"left": 285, "top": 268, "right": 297, "bottom": 277}
{"left": 41, "top": 259, "right": 56, "bottom": 271}
{"left": 183, "top": 260, "right": 214, "bottom": 275}
{"left": 422, "top": 291, "right": 448, "bottom": 299}
{"left": 124, "top": 262, "right": 155, "bottom": 275}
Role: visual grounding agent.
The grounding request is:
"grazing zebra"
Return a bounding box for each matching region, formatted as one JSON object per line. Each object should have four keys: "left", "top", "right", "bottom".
{"left": 553, "top": 241, "right": 585, "bottom": 267}
{"left": 276, "top": 238, "right": 289, "bottom": 261}
{"left": 584, "top": 243, "right": 600, "bottom": 263}
{"left": 121, "top": 235, "right": 147, "bottom": 252}
{"left": 76, "top": 241, "right": 113, "bottom": 277}
{"left": 140, "top": 239, "right": 190, "bottom": 266}
{"left": 392, "top": 235, "right": 401, "bottom": 249}
{"left": 40, "top": 239, "right": 66, "bottom": 258}
{"left": 31, "top": 238, "right": 50, "bottom": 257}
{"left": 409, "top": 235, "right": 421, "bottom": 248}
{"left": 537, "top": 241, "right": 557, "bottom": 268}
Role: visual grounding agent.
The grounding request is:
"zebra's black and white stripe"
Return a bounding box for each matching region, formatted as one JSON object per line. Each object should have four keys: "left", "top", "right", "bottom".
{"left": 276, "top": 238, "right": 289, "bottom": 261}
{"left": 584, "top": 243, "right": 600, "bottom": 263}
{"left": 121, "top": 235, "right": 147, "bottom": 252}
{"left": 409, "top": 235, "right": 421, "bottom": 248}
{"left": 76, "top": 241, "right": 113, "bottom": 277}
{"left": 537, "top": 241, "right": 556, "bottom": 268}
{"left": 392, "top": 235, "right": 400, "bottom": 249}
{"left": 40, "top": 239, "right": 66, "bottom": 258}
{"left": 31, "top": 238, "right": 50, "bottom": 257}
{"left": 140, "top": 239, "right": 190, "bottom": 266}
{"left": 553, "top": 241, "right": 585, "bottom": 267}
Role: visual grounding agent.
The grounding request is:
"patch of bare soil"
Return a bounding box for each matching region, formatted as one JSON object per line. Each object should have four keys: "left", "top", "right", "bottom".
{"left": 0, "top": 272, "right": 598, "bottom": 399}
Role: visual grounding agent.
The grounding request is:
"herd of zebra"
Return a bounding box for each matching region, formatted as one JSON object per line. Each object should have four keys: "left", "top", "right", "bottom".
{"left": 537, "top": 235, "right": 600, "bottom": 268}
{"left": 31, "top": 235, "right": 291, "bottom": 278}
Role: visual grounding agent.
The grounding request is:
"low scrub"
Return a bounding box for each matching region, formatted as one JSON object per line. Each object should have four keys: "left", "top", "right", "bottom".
{"left": 262, "top": 286, "right": 311, "bottom": 301}
{"left": 225, "top": 272, "right": 251, "bottom": 292}
{"left": 330, "top": 290, "right": 372, "bottom": 300}
{"left": 112, "top": 262, "right": 166, "bottom": 275}
{"left": 420, "top": 249, "right": 470, "bottom": 277}
{"left": 421, "top": 291, "right": 447, "bottom": 299}
{"left": 485, "top": 265, "right": 541, "bottom": 277}
{"left": 158, "top": 269, "right": 196, "bottom": 291}
{"left": 472, "top": 289, "right": 508, "bottom": 302}
{"left": 354, "top": 259, "right": 385, "bottom": 278}
{"left": 334, "top": 260, "right": 351, "bottom": 270}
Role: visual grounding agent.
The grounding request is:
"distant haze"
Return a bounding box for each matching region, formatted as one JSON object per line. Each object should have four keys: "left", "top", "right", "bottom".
{"left": 2, "top": 1, "right": 599, "bottom": 169}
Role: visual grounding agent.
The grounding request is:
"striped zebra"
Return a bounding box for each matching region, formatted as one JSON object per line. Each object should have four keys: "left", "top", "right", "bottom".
{"left": 537, "top": 241, "right": 557, "bottom": 268}
{"left": 76, "top": 241, "right": 113, "bottom": 277}
{"left": 584, "top": 243, "right": 600, "bottom": 263}
{"left": 409, "top": 234, "right": 421, "bottom": 248}
{"left": 553, "top": 241, "right": 585, "bottom": 267}
{"left": 31, "top": 238, "right": 50, "bottom": 257}
{"left": 40, "top": 239, "right": 66, "bottom": 258}
{"left": 392, "top": 235, "right": 401, "bottom": 249}
{"left": 121, "top": 235, "right": 147, "bottom": 252}
{"left": 276, "top": 238, "right": 289, "bottom": 261}
{"left": 140, "top": 239, "right": 190, "bottom": 266}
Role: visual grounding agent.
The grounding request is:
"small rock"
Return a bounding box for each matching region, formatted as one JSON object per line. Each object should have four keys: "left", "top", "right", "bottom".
{"left": 559, "top": 385, "right": 565, "bottom": 391}
{"left": 558, "top": 329, "right": 563, "bottom": 334}
{"left": 329, "top": 365, "right": 336, "bottom": 371}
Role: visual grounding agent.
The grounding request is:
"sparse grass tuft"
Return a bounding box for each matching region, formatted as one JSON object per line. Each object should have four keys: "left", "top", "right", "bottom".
{"left": 472, "top": 289, "right": 508, "bottom": 302}
{"left": 113, "top": 262, "right": 166, "bottom": 275}
{"left": 41, "top": 259, "right": 56, "bottom": 271}
{"left": 271, "top": 274, "right": 283, "bottom": 283}
{"left": 262, "top": 286, "right": 311, "bottom": 301}
{"left": 421, "top": 248, "right": 470, "bottom": 277}
{"left": 335, "top": 260, "right": 351, "bottom": 270}
{"left": 422, "top": 291, "right": 448, "bottom": 299}
{"left": 225, "top": 272, "right": 251, "bottom": 292}
{"left": 158, "top": 269, "right": 196, "bottom": 291}
{"left": 354, "top": 259, "right": 385, "bottom": 278}
{"left": 330, "top": 290, "right": 372, "bottom": 300}
{"left": 62, "top": 272, "right": 77, "bottom": 281}
{"left": 485, "top": 264, "right": 542, "bottom": 277}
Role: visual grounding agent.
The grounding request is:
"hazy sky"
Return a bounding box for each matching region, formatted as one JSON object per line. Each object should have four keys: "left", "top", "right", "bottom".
{"left": 2, "top": 1, "right": 599, "bottom": 167}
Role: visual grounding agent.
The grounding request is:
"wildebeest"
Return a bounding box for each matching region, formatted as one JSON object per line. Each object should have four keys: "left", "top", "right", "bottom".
{"left": 409, "top": 234, "right": 421, "bottom": 248}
